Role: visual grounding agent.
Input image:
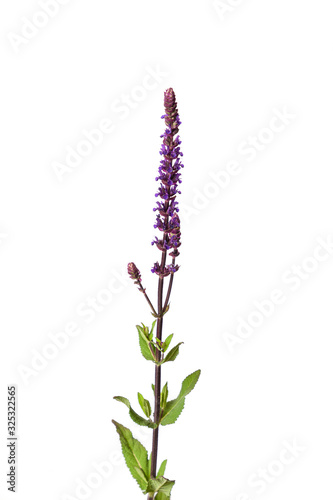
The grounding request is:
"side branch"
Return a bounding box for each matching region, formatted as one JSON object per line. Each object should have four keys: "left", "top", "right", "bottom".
{"left": 162, "top": 257, "right": 176, "bottom": 312}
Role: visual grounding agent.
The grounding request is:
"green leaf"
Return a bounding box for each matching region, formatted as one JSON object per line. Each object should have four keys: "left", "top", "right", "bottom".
{"left": 146, "top": 476, "right": 175, "bottom": 496}
{"left": 159, "top": 479, "right": 175, "bottom": 495}
{"left": 161, "top": 398, "right": 185, "bottom": 424}
{"left": 160, "top": 382, "right": 168, "bottom": 409}
{"left": 112, "top": 420, "right": 149, "bottom": 491}
{"left": 114, "top": 396, "right": 156, "bottom": 428}
{"left": 137, "top": 325, "right": 156, "bottom": 362}
{"left": 157, "top": 459, "right": 167, "bottom": 477}
{"left": 150, "top": 320, "right": 157, "bottom": 334}
{"left": 137, "top": 392, "right": 144, "bottom": 409}
{"left": 152, "top": 383, "right": 155, "bottom": 393}
{"left": 160, "top": 342, "right": 183, "bottom": 364}
{"left": 160, "top": 369, "right": 201, "bottom": 426}
{"left": 162, "top": 334, "right": 174, "bottom": 352}
{"left": 137, "top": 392, "right": 152, "bottom": 418}
{"left": 134, "top": 466, "right": 148, "bottom": 485}
{"left": 155, "top": 493, "right": 169, "bottom": 500}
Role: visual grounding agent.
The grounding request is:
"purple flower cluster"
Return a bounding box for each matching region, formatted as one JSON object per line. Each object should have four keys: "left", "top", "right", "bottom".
{"left": 151, "top": 262, "right": 180, "bottom": 278}
{"left": 151, "top": 88, "right": 183, "bottom": 276}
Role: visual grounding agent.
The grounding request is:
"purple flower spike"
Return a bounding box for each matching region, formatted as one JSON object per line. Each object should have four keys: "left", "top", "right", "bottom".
{"left": 152, "top": 88, "right": 183, "bottom": 273}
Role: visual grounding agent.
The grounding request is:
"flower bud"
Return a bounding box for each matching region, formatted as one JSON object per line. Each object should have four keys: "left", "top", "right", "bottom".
{"left": 127, "top": 262, "right": 142, "bottom": 283}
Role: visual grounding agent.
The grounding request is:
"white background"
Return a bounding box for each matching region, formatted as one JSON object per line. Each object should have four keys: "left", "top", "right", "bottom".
{"left": 1, "top": 1, "right": 333, "bottom": 499}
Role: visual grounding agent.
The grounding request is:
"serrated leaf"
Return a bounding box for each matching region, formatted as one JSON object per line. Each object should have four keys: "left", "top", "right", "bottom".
{"left": 161, "top": 398, "right": 185, "bottom": 425}
{"left": 157, "top": 459, "right": 167, "bottom": 477}
{"left": 134, "top": 466, "right": 148, "bottom": 485}
{"left": 146, "top": 476, "right": 175, "bottom": 496}
{"left": 137, "top": 325, "right": 156, "bottom": 362}
{"left": 114, "top": 396, "right": 156, "bottom": 428}
{"left": 162, "top": 334, "right": 174, "bottom": 352}
{"left": 137, "top": 392, "right": 151, "bottom": 418}
{"left": 160, "top": 369, "right": 201, "bottom": 425}
{"left": 161, "top": 342, "right": 183, "bottom": 364}
{"left": 112, "top": 420, "right": 149, "bottom": 491}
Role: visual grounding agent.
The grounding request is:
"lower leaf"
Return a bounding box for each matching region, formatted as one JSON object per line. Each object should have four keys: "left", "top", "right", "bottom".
{"left": 146, "top": 476, "right": 175, "bottom": 496}
{"left": 112, "top": 420, "right": 149, "bottom": 492}
{"left": 155, "top": 493, "right": 170, "bottom": 500}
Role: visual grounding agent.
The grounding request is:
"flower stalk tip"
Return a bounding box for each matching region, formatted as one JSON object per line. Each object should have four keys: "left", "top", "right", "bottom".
{"left": 152, "top": 88, "right": 183, "bottom": 271}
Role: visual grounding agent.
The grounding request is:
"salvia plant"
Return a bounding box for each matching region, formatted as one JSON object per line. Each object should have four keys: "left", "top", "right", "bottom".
{"left": 112, "top": 88, "right": 201, "bottom": 499}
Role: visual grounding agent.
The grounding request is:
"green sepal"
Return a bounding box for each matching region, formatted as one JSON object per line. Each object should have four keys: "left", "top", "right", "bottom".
{"left": 160, "top": 382, "right": 168, "bottom": 409}
{"left": 160, "top": 369, "right": 201, "bottom": 425}
{"left": 112, "top": 420, "right": 149, "bottom": 492}
{"left": 157, "top": 459, "right": 167, "bottom": 477}
{"left": 114, "top": 396, "right": 156, "bottom": 428}
{"left": 145, "top": 476, "right": 175, "bottom": 496}
{"left": 137, "top": 325, "right": 156, "bottom": 362}
{"left": 137, "top": 392, "right": 152, "bottom": 418}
